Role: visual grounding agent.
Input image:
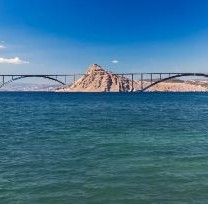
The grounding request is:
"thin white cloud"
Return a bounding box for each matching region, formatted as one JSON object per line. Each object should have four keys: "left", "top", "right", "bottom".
{"left": 0, "top": 57, "right": 29, "bottom": 64}
{"left": 0, "top": 45, "right": 6, "bottom": 49}
{"left": 111, "top": 60, "right": 119, "bottom": 64}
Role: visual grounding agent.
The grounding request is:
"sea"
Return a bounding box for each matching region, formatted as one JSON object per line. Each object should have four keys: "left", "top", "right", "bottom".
{"left": 1, "top": 92, "right": 208, "bottom": 204}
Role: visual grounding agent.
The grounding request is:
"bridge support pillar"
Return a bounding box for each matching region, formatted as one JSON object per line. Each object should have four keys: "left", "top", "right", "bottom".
{"left": 65, "top": 75, "right": 67, "bottom": 84}
{"left": 74, "top": 74, "right": 76, "bottom": 84}
{"left": 131, "top": 74, "right": 134, "bottom": 92}
{"left": 141, "top": 74, "right": 144, "bottom": 91}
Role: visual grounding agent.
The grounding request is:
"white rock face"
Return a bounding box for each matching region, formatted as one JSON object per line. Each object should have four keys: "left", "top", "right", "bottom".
{"left": 56, "top": 64, "right": 208, "bottom": 92}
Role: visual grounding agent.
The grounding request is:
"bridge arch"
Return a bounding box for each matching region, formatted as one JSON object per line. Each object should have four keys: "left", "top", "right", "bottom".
{"left": 143, "top": 73, "right": 208, "bottom": 91}
{"left": 0, "top": 75, "right": 66, "bottom": 88}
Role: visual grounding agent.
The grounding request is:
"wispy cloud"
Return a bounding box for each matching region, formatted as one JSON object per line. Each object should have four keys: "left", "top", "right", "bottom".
{"left": 111, "top": 60, "right": 119, "bottom": 64}
{"left": 0, "top": 57, "right": 29, "bottom": 64}
{"left": 0, "top": 45, "right": 6, "bottom": 49}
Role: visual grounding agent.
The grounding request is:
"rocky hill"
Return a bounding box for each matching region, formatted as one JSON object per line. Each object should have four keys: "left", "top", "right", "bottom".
{"left": 56, "top": 64, "right": 208, "bottom": 92}
{"left": 57, "top": 64, "right": 138, "bottom": 92}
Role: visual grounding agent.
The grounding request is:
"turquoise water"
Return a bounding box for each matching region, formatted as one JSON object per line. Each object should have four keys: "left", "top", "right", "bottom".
{"left": 1, "top": 92, "right": 208, "bottom": 204}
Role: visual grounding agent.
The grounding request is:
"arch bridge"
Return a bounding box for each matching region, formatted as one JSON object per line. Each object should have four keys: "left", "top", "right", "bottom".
{"left": 0, "top": 74, "right": 79, "bottom": 89}
{"left": 117, "top": 72, "right": 208, "bottom": 91}
{"left": 0, "top": 73, "right": 207, "bottom": 91}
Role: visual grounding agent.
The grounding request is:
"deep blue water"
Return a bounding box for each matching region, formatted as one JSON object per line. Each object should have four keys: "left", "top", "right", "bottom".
{"left": 1, "top": 92, "right": 208, "bottom": 204}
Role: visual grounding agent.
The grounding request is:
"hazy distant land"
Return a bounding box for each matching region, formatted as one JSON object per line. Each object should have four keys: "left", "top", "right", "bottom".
{"left": 0, "top": 83, "right": 60, "bottom": 92}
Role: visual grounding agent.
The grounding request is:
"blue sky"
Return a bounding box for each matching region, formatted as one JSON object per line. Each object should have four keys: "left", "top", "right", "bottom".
{"left": 0, "top": 0, "right": 208, "bottom": 75}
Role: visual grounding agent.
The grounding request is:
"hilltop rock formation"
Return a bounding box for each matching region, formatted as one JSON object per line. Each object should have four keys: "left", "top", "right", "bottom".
{"left": 56, "top": 64, "right": 208, "bottom": 92}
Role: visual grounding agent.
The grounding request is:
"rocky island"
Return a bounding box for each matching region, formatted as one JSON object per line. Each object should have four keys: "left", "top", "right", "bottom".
{"left": 56, "top": 64, "right": 208, "bottom": 92}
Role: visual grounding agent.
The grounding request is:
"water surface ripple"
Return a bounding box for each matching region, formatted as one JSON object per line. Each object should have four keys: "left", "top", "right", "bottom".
{"left": 0, "top": 92, "right": 208, "bottom": 203}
